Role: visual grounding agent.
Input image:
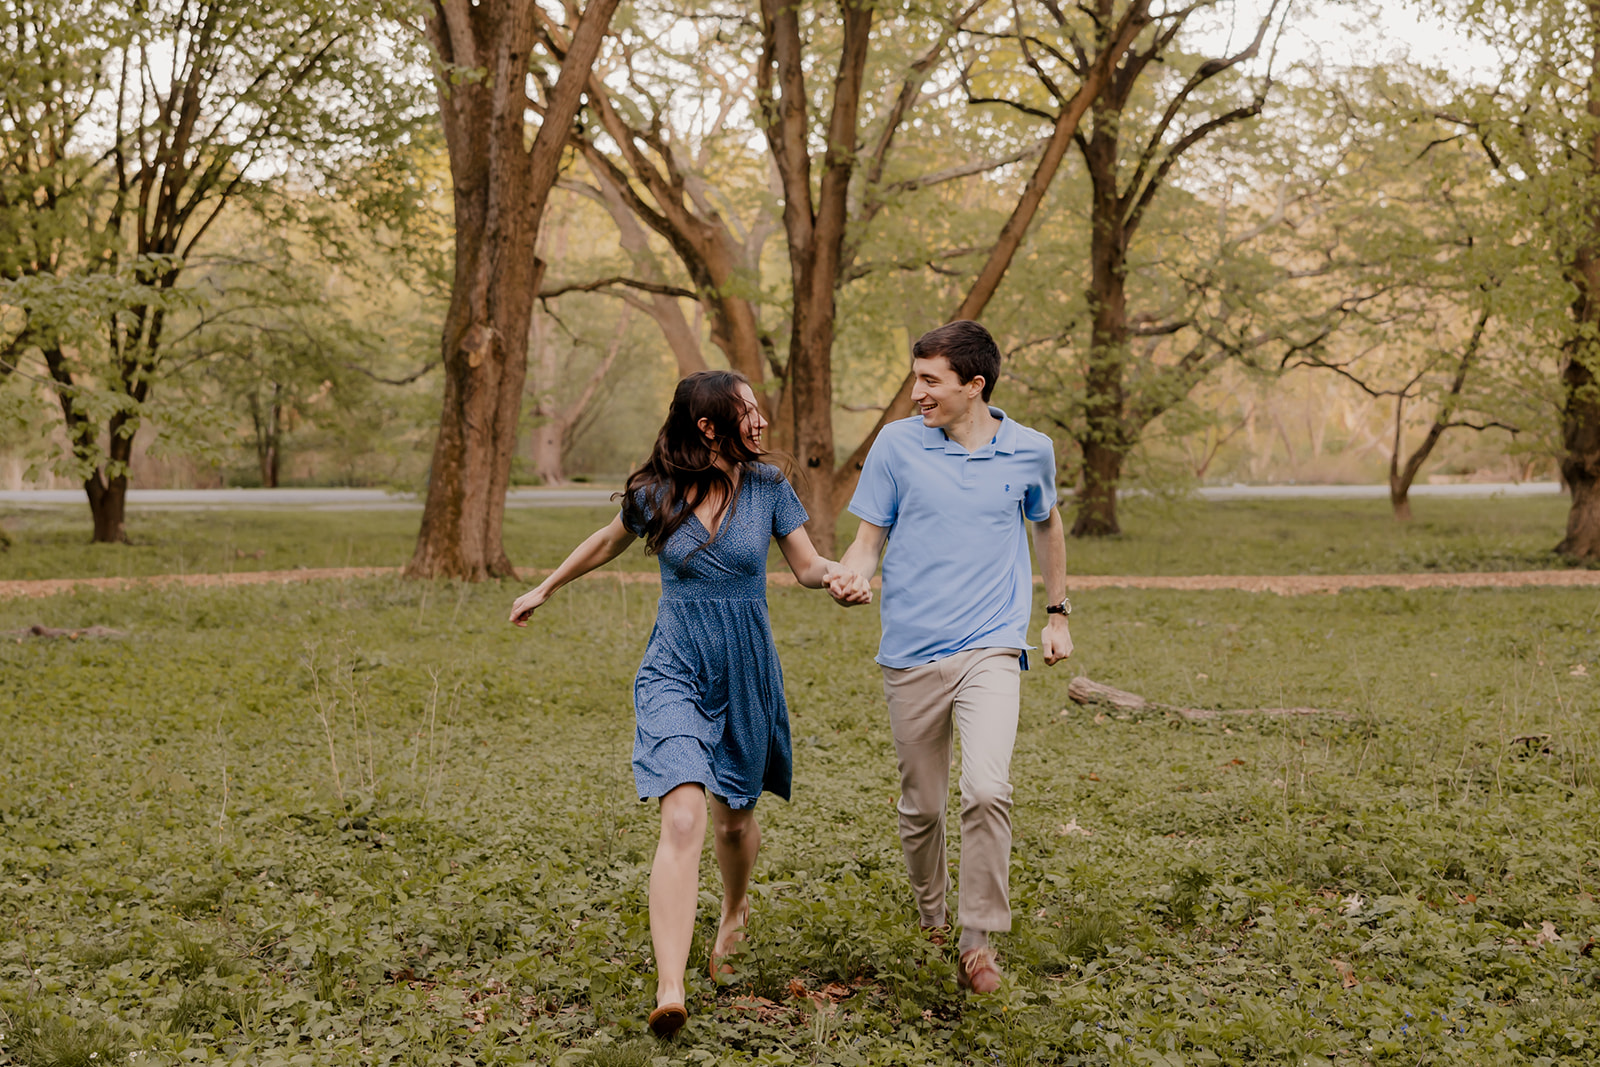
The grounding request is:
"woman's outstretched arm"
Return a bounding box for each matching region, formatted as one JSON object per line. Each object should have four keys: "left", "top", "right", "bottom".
{"left": 510, "top": 514, "right": 638, "bottom": 625}
{"left": 775, "top": 526, "right": 871, "bottom": 601}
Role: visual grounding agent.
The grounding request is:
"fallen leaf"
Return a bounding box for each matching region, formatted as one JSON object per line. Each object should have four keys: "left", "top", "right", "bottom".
{"left": 1055, "top": 817, "right": 1094, "bottom": 837}
{"left": 1535, "top": 920, "right": 1561, "bottom": 946}
{"left": 786, "top": 978, "right": 809, "bottom": 999}
{"left": 1329, "top": 958, "right": 1358, "bottom": 988}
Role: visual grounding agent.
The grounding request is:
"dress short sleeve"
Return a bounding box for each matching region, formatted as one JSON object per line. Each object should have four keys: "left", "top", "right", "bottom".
{"left": 769, "top": 471, "right": 809, "bottom": 537}
{"left": 621, "top": 485, "right": 656, "bottom": 537}
{"left": 848, "top": 432, "right": 899, "bottom": 528}
{"left": 1023, "top": 443, "right": 1058, "bottom": 522}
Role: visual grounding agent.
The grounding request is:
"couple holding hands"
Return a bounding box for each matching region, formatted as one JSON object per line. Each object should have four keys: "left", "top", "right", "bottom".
{"left": 510, "top": 320, "right": 1073, "bottom": 1038}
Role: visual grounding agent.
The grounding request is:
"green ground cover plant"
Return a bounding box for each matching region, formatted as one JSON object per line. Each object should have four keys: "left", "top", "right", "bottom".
{"left": 0, "top": 494, "right": 1583, "bottom": 582}
{"left": 2, "top": 574, "right": 1597, "bottom": 1065}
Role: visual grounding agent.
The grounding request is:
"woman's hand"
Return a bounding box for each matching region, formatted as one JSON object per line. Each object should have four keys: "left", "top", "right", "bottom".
{"left": 509, "top": 586, "right": 550, "bottom": 626}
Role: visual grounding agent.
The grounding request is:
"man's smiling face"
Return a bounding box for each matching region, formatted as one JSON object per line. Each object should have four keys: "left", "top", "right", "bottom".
{"left": 911, "top": 354, "right": 984, "bottom": 430}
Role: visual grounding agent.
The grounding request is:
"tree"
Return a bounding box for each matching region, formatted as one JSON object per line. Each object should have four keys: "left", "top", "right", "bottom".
{"left": 989, "top": 0, "right": 1287, "bottom": 536}
{"left": 1432, "top": 0, "right": 1600, "bottom": 557}
{"left": 0, "top": 0, "right": 423, "bottom": 541}
{"left": 571, "top": 0, "right": 1151, "bottom": 552}
{"left": 1275, "top": 68, "right": 1527, "bottom": 520}
{"left": 404, "top": 0, "right": 622, "bottom": 580}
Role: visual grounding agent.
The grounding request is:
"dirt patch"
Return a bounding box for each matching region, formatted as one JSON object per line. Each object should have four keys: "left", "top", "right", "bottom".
{"left": 5, "top": 566, "right": 1600, "bottom": 601}
{"left": 0, "top": 566, "right": 398, "bottom": 601}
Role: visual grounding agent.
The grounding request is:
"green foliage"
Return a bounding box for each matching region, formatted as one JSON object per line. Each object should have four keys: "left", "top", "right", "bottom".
{"left": 0, "top": 0, "right": 431, "bottom": 512}
{"left": 1, "top": 514, "right": 1598, "bottom": 1063}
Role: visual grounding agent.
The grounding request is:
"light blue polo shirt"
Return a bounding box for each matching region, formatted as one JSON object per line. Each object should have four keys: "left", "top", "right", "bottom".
{"left": 848, "top": 407, "right": 1057, "bottom": 670}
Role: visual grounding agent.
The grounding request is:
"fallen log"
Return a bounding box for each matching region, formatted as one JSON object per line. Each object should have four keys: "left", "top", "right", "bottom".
{"left": 1065, "top": 675, "right": 1351, "bottom": 721}
{"left": 4, "top": 624, "right": 130, "bottom": 640}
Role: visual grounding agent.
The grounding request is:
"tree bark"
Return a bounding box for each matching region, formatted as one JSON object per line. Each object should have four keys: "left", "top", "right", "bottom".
{"left": 1557, "top": 246, "right": 1600, "bottom": 556}
{"left": 1073, "top": 90, "right": 1131, "bottom": 538}
{"left": 408, "top": 0, "right": 620, "bottom": 581}
{"left": 250, "top": 383, "right": 283, "bottom": 488}
{"left": 528, "top": 416, "right": 567, "bottom": 485}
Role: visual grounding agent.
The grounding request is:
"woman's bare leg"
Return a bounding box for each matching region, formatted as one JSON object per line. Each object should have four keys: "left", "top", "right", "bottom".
{"left": 710, "top": 796, "right": 760, "bottom": 961}
{"left": 650, "top": 784, "right": 707, "bottom": 1007}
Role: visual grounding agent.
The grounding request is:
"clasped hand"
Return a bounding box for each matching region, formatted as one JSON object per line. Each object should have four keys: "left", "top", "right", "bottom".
{"left": 823, "top": 564, "right": 872, "bottom": 606}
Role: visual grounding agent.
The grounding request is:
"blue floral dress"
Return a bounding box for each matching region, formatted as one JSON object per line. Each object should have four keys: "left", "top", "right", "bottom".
{"left": 623, "top": 464, "right": 809, "bottom": 809}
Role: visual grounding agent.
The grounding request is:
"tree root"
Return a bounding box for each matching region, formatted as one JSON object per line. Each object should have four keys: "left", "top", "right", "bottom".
{"left": 1065, "top": 675, "right": 1351, "bottom": 722}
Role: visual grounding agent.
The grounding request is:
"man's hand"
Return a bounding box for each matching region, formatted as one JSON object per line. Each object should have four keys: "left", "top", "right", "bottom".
{"left": 1040, "top": 615, "right": 1073, "bottom": 666}
{"left": 824, "top": 564, "right": 872, "bottom": 606}
{"left": 509, "top": 586, "right": 549, "bottom": 626}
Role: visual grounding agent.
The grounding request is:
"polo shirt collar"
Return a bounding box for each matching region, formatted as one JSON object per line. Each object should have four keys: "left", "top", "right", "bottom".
{"left": 920, "top": 406, "right": 1017, "bottom": 456}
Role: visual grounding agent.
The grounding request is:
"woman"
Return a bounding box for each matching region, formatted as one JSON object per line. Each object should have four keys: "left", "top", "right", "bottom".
{"left": 509, "top": 370, "right": 869, "bottom": 1038}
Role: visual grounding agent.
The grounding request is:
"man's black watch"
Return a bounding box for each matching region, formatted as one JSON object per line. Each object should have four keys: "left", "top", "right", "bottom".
{"left": 1046, "top": 597, "right": 1071, "bottom": 616}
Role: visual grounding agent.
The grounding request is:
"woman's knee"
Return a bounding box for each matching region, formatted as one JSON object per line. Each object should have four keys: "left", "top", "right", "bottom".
{"left": 714, "top": 811, "right": 758, "bottom": 847}
{"left": 659, "top": 788, "right": 706, "bottom": 848}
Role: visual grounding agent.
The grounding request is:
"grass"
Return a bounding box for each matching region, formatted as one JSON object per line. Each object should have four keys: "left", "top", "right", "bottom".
{"left": 0, "top": 493, "right": 1585, "bottom": 581}
{"left": 2, "top": 570, "right": 1598, "bottom": 1065}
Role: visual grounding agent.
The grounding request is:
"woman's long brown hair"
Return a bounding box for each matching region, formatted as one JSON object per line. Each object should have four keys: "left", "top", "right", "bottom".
{"left": 621, "top": 370, "right": 765, "bottom": 557}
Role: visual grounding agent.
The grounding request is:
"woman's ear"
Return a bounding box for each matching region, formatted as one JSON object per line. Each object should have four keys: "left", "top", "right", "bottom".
{"left": 696, "top": 415, "right": 716, "bottom": 442}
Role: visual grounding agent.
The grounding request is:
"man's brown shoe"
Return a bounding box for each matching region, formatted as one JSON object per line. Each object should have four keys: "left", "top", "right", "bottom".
{"left": 919, "top": 922, "right": 951, "bottom": 948}
{"left": 958, "top": 946, "right": 1002, "bottom": 994}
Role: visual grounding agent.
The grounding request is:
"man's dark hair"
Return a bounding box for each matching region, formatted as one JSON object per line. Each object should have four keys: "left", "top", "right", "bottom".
{"left": 912, "top": 319, "right": 1001, "bottom": 401}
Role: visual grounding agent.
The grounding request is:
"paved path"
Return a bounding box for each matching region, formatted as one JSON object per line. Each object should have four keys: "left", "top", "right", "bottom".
{"left": 0, "top": 482, "right": 1564, "bottom": 511}
{"left": 6, "top": 566, "right": 1600, "bottom": 602}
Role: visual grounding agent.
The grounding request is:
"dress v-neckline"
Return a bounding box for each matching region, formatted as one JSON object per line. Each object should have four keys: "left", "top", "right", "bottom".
{"left": 689, "top": 475, "right": 743, "bottom": 540}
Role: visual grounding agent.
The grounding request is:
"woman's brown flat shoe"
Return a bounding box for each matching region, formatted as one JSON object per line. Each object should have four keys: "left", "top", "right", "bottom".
{"left": 648, "top": 1002, "right": 687, "bottom": 1038}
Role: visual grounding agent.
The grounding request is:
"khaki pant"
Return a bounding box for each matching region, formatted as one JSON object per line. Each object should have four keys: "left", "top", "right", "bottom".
{"left": 881, "top": 646, "right": 1021, "bottom": 933}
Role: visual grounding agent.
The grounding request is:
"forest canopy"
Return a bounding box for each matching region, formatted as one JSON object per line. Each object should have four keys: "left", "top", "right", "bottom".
{"left": 1, "top": 0, "right": 1593, "bottom": 557}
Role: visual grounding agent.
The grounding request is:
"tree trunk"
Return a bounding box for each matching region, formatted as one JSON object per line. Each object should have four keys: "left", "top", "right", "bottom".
{"left": 252, "top": 384, "right": 282, "bottom": 488}
{"left": 1073, "top": 441, "right": 1125, "bottom": 536}
{"left": 1073, "top": 99, "right": 1130, "bottom": 539}
{"left": 1557, "top": 6, "right": 1600, "bottom": 558}
{"left": 529, "top": 414, "right": 568, "bottom": 485}
{"left": 85, "top": 472, "right": 128, "bottom": 544}
{"left": 758, "top": 0, "right": 873, "bottom": 556}
{"left": 408, "top": 0, "right": 620, "bottom": 581}
{"left": 1558, "top": 288, "right": 1600, "bottom": 556}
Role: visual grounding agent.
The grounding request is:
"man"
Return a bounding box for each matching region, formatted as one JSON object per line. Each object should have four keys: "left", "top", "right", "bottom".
{"left": 827, "top": 319, "right": 1072, "bottom": 993}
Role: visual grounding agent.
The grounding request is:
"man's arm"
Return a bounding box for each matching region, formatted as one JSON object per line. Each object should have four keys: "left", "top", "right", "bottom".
{"left": 826, "top": 520, "right": 888, "bottom": 605}
{"left": 1032, "top": 507, "right": 1073, "bottom": 665}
